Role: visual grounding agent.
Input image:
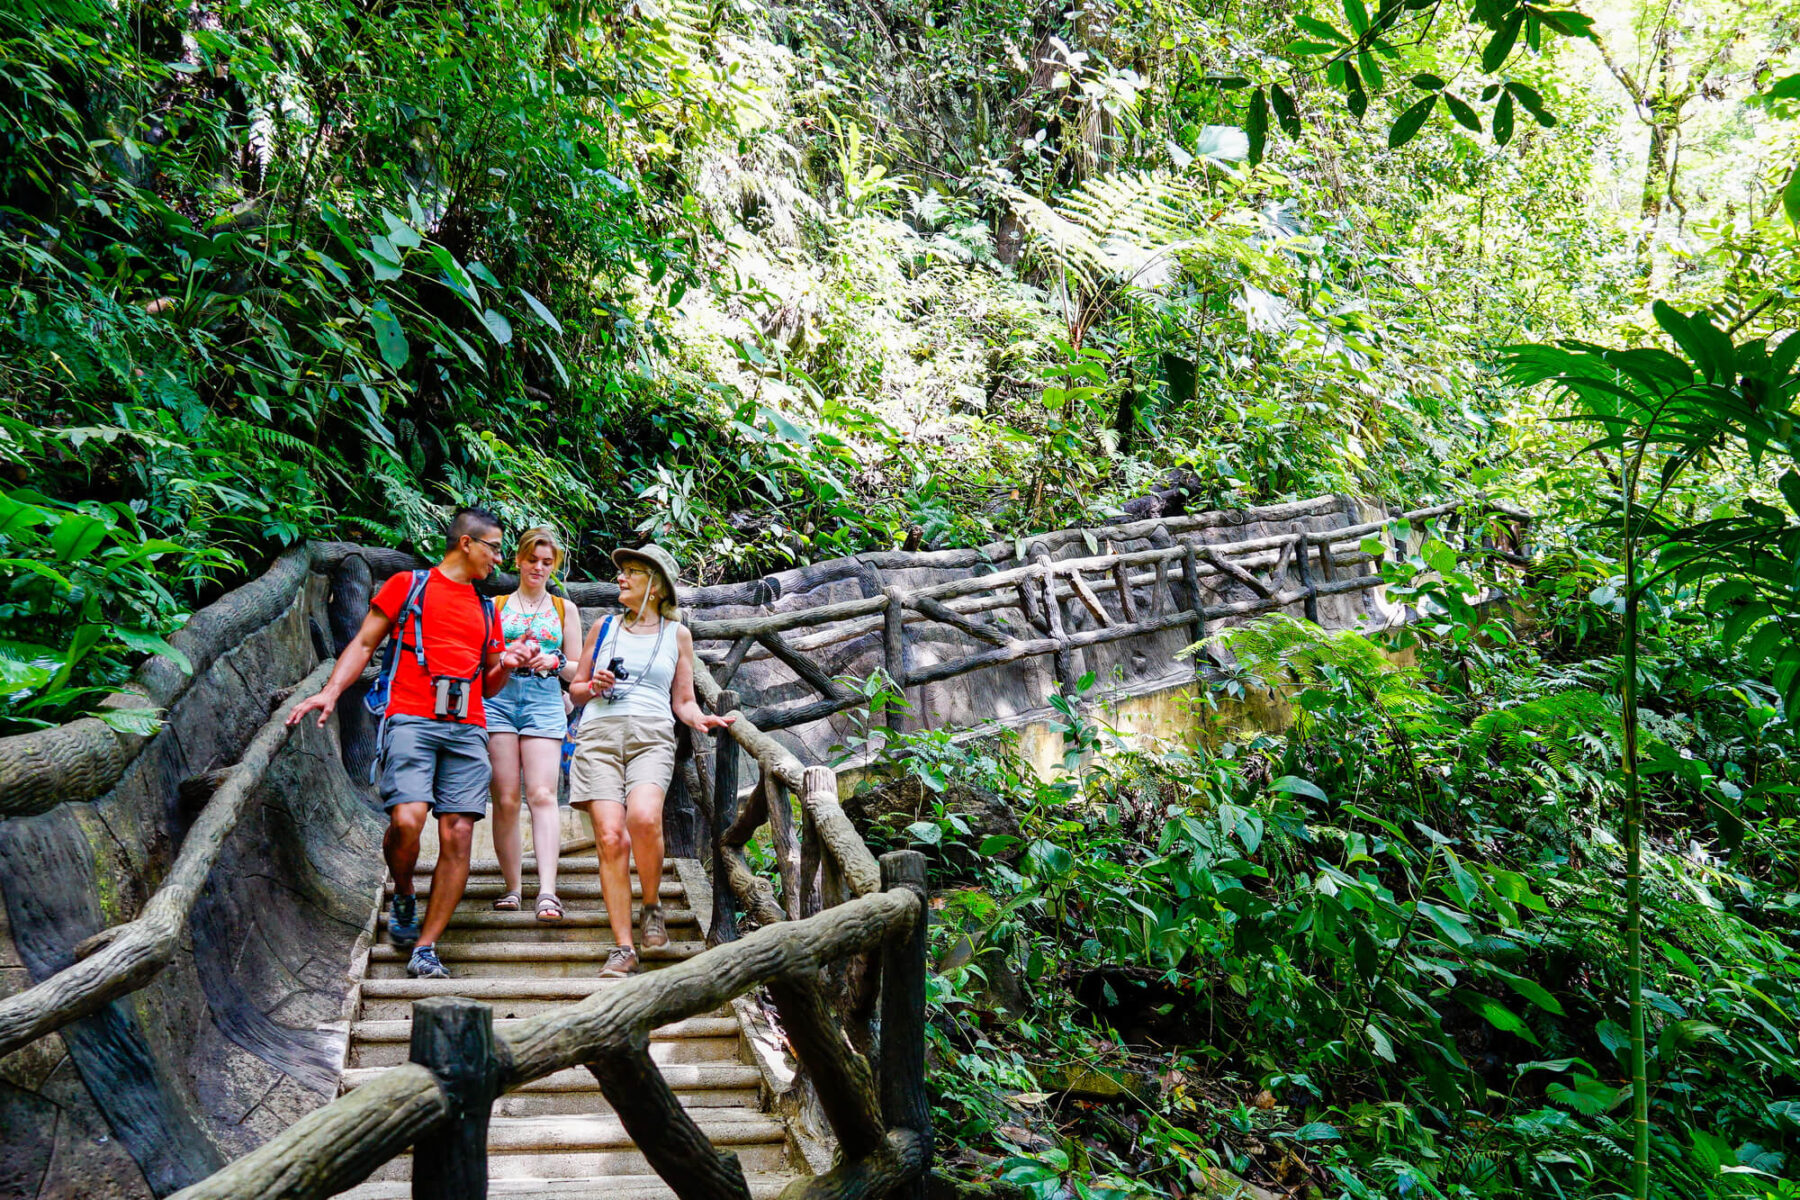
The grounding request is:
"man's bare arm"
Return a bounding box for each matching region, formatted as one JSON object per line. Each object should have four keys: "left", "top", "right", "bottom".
{"left": 286, "top": 607, "right": 394, "bottom": 726}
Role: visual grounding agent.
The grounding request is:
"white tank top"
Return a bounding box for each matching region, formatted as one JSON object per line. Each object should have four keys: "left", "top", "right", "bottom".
{"left": 580, "top": 619, "right": 680, "bottom": 725}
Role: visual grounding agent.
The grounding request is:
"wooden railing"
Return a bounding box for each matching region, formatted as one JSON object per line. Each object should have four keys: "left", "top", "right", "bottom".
{"left": 0, "top": 659, "right": 336, "bottom": 1059}
{"left": 687, "top": 498, "right": 1530, "bottom": 735}
{"left": 9, "top": 494, "right": 1527, "bottom": 1199}
{"left": 163, "top": 661, "right": 932, "bottom": 1200}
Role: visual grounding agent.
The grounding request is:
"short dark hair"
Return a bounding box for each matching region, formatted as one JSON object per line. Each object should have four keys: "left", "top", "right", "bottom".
{"left": 446, "top": 506, "right": 501, "bottom": 552}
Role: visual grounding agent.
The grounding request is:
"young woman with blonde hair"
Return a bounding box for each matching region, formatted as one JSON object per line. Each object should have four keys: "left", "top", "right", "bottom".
{"left": 566, "top": 545, "right": 732, "bottom": 976}
{"left": 486, "top": 526, "right": 583, "bottom": 920}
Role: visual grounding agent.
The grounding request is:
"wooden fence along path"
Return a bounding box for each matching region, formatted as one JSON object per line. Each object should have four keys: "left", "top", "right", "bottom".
{"left": 0, "top": 495, "right": 1528, "bottom": 1199}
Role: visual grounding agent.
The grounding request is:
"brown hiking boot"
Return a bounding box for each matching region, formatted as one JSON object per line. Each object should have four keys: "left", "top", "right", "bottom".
{"left": 599, "top": 945, "right": 639, "bottom": 978}
{"left": 640, "top": 903, "right": 669, "bottom": 949}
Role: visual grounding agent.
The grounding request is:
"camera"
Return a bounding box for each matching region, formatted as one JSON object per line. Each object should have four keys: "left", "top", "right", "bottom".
{"left": 601, "top": 657, "right": 629, "bottom": 701}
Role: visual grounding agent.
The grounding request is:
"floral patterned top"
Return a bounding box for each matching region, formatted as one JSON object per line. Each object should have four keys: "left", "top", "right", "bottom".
{"left": 499, "top": 594, "right": 564, "bottom": 655}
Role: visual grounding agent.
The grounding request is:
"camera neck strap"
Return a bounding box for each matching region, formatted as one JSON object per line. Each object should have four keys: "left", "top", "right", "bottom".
{"left": 596, "top": 614, "right": 666, "bottom": 703}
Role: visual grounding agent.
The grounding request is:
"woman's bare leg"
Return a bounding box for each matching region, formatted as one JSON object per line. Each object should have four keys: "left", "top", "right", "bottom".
{"left": 624, "top": 785, "right": 666, "bottom": 909}
{"left": 487, "top": 732, "right": 523, "bottom": 895}
{"left": 583, "top": 800, "right": 635, "bottom": 948}
{"left": 520, "top": 737, "right": 563, "bottom": 898}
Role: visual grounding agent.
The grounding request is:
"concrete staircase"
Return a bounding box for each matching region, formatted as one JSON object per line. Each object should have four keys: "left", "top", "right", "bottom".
{"left": 335, "top": 814, "right": 801, "bottom": 1198}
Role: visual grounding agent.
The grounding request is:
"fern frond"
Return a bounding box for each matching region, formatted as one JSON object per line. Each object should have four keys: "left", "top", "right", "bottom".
{"left": 1006, "top": 172, "right": 1219, "bottom": 293}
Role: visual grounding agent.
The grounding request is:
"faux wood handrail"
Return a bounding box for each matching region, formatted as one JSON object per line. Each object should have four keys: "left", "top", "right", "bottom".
{"left": 167, "top": 888, "right": 920, "bottom": 1200}
{"left": 15, "top": 493, "right": 1529, "bottom": 1199}
{"left": 692, "top": 504, "right": 1527, "bottom": 733}
{"left": 0, "top": 496, "right": 1525, "bottom": 816}
{"left": 0, "top": 545, "right": 317, "bottom": 817}
{"left": 0, "top": 658, "right": 336, "bottom": 1059}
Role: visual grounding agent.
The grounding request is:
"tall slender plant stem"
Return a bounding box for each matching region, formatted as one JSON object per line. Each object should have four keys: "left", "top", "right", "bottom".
{"left": 1621, "top": 446, "right": 1650, "bottom": 1200}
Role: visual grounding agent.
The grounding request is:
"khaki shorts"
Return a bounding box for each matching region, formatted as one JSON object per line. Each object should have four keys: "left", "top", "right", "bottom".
{"left": 569, "top": 715, "right": 677, "bottom": 807}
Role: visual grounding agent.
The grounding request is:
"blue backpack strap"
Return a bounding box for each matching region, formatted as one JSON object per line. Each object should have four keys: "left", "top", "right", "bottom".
{"left": 365, "top": 570, "right": 431, "bottom": 783}
{"left": 365, "top": 569, "right": 428, "bottom": 716}
{"left": 562, "top": 614, "right": 614, "bottom": 775}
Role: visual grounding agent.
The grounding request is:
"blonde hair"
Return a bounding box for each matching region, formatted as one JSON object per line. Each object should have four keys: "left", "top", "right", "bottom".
{"left": 514, "top": 526, "right": 566, "bottom": 572}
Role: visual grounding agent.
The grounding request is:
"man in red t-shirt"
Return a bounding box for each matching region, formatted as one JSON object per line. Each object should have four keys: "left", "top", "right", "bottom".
{"left": 289, "top": 507, "right": 532, "bottom": 979}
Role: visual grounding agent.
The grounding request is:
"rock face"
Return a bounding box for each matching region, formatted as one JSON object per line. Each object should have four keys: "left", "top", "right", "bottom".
{"left": 0, "top": 574, "right": 383, "bottom": 1198}
{"left": 842, "top": 775, "right": 1022, "bottom": 871}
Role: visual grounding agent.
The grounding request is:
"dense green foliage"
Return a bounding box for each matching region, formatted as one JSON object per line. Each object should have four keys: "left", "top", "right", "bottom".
{"left": 5, "top": 0, "right": 1800, "bottom": 1195}
{"left": 854, "top": 528, "right": 1800, "bottom": 1198}
{"left": 10, "top": 0, "right": 1792, "bottom": 729}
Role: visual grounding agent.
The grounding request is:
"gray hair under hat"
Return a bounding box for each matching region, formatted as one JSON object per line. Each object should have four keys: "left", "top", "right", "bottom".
{"left": 611, "top": 544, "right": 681, "bottom": 619}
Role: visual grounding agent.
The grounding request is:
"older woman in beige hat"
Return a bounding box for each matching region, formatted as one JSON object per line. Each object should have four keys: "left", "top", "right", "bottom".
{"left": 566, "top": 544, "right": 733, "bottom": 976}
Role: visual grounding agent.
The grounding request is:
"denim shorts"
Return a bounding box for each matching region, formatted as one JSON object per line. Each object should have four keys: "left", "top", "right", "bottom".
{"left": 486, "top": 673, "right": 567, "bottom": 739}
{"left": 379, "top": 715, "right": 491, "bottom": 817}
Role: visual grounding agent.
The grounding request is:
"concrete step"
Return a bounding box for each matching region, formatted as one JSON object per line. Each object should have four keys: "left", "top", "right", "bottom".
{"left": 411, "top": 855, "right": 678, "bottom": 878}
{"left": 339, "top": 1172, "right": 796, "bottom": 1199}
{"left": 398, "top": 878, "right": 686, "bottom": 905}
{"left": 350, "top": 1015, "right": 737, "bottom": 1044}
{"left": 365, "top": 1112, "right": 790, "bottom": 1182}
{"left": 354, "top": 977, "right": 730, "bottom": 1021}
{"left": 377, "top": 908, "right": 698, "bottom": 945}
{"left": 365, "top": 940, "right": 704, "bottom": 980}
{"left": 341, "top": 1063, "right": 764, "bottom": 1118}
{"left": 350, "top": 1025, "right": 741, "bottom": 1070}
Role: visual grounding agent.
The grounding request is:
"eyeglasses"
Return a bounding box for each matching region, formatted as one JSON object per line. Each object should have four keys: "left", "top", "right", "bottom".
{"left": 618, "top": 567, "right": 652, "bottom": 581}
{"left": 472, "top": 537, "right": 503, "bottom": 554}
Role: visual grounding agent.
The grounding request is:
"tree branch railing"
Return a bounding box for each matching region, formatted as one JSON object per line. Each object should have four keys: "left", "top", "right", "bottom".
{"left": 689, "top": 499, "right": 1529, "bottom": 731}
{"left": 6, "top": 493, "right": 1528, "bottom": 1200}
{"left": 0, "top": 658, "right": 337, "bottom": 1060}
{"left": 163, "top": 652, "right": 931, "bottom": 1200}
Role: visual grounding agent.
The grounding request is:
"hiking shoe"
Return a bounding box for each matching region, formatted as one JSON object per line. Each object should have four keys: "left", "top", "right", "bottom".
{"left": 388, "top": 893, "right": 421, "bottom": 949}
{"left": 640, "top": 904, "right": 669, "bottom": 949}
{"left": 599, "top": 945, "right": 639, "bottom": 978}
{"left": 407, "top": 944, "right": 450, "bottom": 979}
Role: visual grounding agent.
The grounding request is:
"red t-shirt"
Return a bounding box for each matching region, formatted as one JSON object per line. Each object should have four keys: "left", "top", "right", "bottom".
{"left": 370, "top": 568, "right": 505, "bottom": 726}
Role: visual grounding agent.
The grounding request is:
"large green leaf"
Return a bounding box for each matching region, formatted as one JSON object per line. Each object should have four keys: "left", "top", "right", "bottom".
{"left": 0, "top": 493, "right": 49, "bottom": 537}
{"left": 481, "top": 308, "right": 514, "bottom": 346}
{"left": 519, "top": 289, "right": 564, "bottom": 334}
{"left": 366, "top": 301, "right": 410, "bottom": 369}
{"left": 1492, "top": 91, "right": 1515, "bottom": 146}
{"left": 1457, "top": 991, "right": 1539, "bottom": 1043}
{"left": 1481, "top": 13, "right": 1522, "bottom": 72}
{"left": 50, "top": 514, "right": 108, "bottom": 563}
{"left": 1390, "top": 95, "right": 1436, "bottom": 147}
{"left": 113, "top": 629, "right": 193, "bottom": 674}
{"left": 1246, "top": 87, "right": 1270, "bottom": 163}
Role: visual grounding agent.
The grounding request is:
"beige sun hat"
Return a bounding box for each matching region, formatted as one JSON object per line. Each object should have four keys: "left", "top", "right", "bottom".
{"left": 610, "top": 544, "right": 681, "bottom": 619}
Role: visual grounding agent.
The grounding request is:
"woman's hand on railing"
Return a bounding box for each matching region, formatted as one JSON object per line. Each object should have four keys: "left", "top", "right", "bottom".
{"left": 687, "top": 711, "right": 737, "bottom": 734}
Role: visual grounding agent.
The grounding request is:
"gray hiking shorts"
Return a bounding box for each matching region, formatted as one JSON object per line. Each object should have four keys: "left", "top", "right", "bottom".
{"left": 379, "top": 715, "right": 491, "bottom": 818}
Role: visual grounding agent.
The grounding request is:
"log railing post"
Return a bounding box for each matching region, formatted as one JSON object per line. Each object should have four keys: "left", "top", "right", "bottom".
{"left": 1112, "top": 559, "right": 1138, "bottom": 623}
{"left": 882, "top": 587, "right": 908, "bottom": 739}
{"left": 665, "top": 726, "right": 701, "bottom": 859}
{"left": 766, "top": 975, "right": 886, "bottom": 1159}
{"left": 1032, "top": 554, "right": 1074, "bottom": 700}
{"left": 709, "top": 690, "right": 741, "bottom": 946}
{"left": 1180, "top": 543, "right": 1206, "bottom": 668}
{"left": 800, "top": 805, "right": 823, "bottom": 919}
{"left": 768, "top": 778, "right": 802, "bottom": 921}
{"left": 587, "top": 1042, "right": 753, "bottom": 1200}
{"left": 409, "top": 996, "right": 499, "bottom": 1200}
{"left": 879, "top": 850, "right": 931, "bottom": 1199}
{"left": 1293, "top": 527, "right": 1319, "bottom": 624}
